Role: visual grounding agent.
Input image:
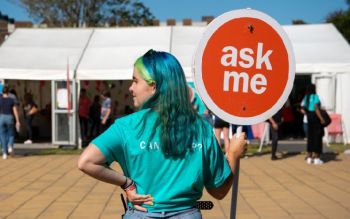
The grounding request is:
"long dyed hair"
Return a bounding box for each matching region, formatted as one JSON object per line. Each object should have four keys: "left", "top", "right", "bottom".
{"left": 135, "top": 49, "right": 205, "bottom": 158}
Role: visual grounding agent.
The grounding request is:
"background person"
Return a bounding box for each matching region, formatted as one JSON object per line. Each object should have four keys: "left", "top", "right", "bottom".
{"left": 78, "top": 88, "right": 91, "bottom": 144}
{"left": 302, "top": 84, "right": 325, "bottom": 165}
{"left": 23, "top": 92, "right": 38, "bottom": 144}
{"left": 78, "top": 50, "right": 247, "bottom": 218}
{"left": 214, "top": 115, "right": 230, "bottom": 153}
{"left": 7, "top": 88, "right": 20, "bottom": 156}
{"left": 100, "top": 91, "right": 112, "bottom": 133}
{"left": 89, "top": 95, "right": 101, "bottom": 140}
{"left": 0, "top": 86, "right": 20, "bottom": 159}
{"left": 267, "top": 110, "right": 283, "bottom": 160}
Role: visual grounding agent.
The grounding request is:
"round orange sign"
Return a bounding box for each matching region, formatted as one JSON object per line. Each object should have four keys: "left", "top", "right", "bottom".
{"left": 194, "top": 9, "right": 295, "bottom": 125}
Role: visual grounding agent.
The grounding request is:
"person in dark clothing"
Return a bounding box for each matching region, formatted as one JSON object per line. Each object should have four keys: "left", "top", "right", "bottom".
{"left": 78, "top": 88, "right": 91, "bottom": 142}
{"left": 89, "top": 95, "right": 101, "bottom": 140}
{"left": 8, "top": 89, "right": 20, "bottom": 155}
{"left": 23, "top": 92, "right": 38, "bottom": 144}
{"left": 267, "top": 110, "right": 283, "bottom": 160}
{"left": 0, "top": 86, "right": 20, "bottom": 159}
{"left": 302, "top": 84, "right": 325, "bottom": 165}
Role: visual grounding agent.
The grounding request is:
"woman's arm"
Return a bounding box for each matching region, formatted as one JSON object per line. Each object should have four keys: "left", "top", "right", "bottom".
{"left": 206, "top": 134, "right": 247, "bottom": 200}
{"left": 78, "top": 144, "right": 127, "bottom": 185}
{"left": 101, "top": 108, "right": 111, "bottom": 124}
{"left": 78, "top": 144, "right": 153, "bottom": 211}
{"left": 12, "top": 105, "right": 20, "bottom": 128}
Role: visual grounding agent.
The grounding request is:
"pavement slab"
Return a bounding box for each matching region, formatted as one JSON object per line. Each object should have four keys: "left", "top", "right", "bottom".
{"left": 1, "top": 146, "right": 350, "bottom": 219}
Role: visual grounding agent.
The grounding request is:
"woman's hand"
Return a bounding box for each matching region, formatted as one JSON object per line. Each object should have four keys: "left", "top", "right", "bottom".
{"left": 272, "top": 122, "right": 278, "bottom": 130}
{"left": 227, "top": 133, "right": 247, "bottom": 160}
{"left": 125, "top": 186, "right": 153, "bottom": 212}
{"left": 15, "top": 121, "right": 20, "bottom": 132}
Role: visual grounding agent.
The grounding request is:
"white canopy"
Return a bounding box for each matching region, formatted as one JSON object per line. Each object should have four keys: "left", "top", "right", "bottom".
{"left": 76, "top": 27, "right": 172, "bottom": 80}
{"left": 284, "top": 24, "right": 350, "bottom": 73}
{"left": 0, "top": 24, "right": 350, "bottom": 142}
{"left": 170, "top": 26, "right": 206, "bottom": 81}
{"left": 0, "top": 24, "right": 349, "bottom": 80}
{"left": 0, "top": 28, "right": 93, "bottom": 80}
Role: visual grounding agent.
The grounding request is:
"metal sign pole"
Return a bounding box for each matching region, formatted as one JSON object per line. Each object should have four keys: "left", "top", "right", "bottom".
{"left": 230, "top": 160, "right": 240, "bottom": 219}
{"left": 230, "top": 126, "right": 242, "bottom": 219}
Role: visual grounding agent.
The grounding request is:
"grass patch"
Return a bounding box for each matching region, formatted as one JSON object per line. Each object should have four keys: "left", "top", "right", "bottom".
{"left": 327, "top": 143, "right": 350, "bottom": 154}
{"left": 37, "top": 148, "right": 83, "bottom": 155}
{"left": 246, "top": 143, "right": 271, "bottom": 155}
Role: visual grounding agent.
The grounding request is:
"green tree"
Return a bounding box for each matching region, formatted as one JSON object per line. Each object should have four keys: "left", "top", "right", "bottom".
{"left": 325, "top": 0, "right": 350, "bottom": 43}
{"left": 292, "top": 19, "right": 307, "bottom": 25}
{"left": 10, "top": 0, "right": 155, "bottom": 27}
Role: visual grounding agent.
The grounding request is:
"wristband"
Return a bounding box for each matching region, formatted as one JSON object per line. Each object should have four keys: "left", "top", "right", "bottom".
{"left": 121, "top": 176, "right": 128, "bottom": 189}
{"left": 121, "top": 178, "right": 134, "bottom": 191}
{"left": 124, "top": 181, "right": 136, "bottom": 192}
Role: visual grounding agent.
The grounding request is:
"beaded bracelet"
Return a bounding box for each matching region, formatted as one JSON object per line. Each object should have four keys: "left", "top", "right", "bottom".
{"left": 124, "top": 181, "right": 136, "bottom": 192}
{"left": 121, "top": 178, "right": 135, "bottom": 191}
{"left": 121, "top": 176, "right": 128, "bottom": 189}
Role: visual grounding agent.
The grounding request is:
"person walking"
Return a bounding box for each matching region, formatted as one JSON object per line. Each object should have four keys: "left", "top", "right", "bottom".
{"left": 0, "top": 86, "right": 20, "bottom": 159}
{"left": 302, "top": 84, "right": 325, "bottom": 165}
{"left": 7, "top": 88, "right": 20, "bottom": 156}
{"left": 78, "top": 49, "right": 247, "bottom": 218}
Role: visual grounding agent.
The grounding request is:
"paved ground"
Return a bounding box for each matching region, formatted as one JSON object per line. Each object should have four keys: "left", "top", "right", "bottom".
{"left": 1, "top": 143, "right": 350, "bottom": 219}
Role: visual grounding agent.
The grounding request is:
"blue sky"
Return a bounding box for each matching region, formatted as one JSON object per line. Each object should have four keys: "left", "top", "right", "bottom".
{"left": 0, "top": 0, "right": 348, "bottom": 25}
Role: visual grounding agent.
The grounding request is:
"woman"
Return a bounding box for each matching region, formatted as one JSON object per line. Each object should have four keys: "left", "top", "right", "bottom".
{"left": 0, "top": 86, "right": 20, "bottom": 159}
{"left": 23, "top": 93, "right": 38, "bottom": 144}
{"left": 78, "top": 50, "right": 246, "bottom": 218}
{"left": 302, "top": 84, "right": 325, "bottom": 165}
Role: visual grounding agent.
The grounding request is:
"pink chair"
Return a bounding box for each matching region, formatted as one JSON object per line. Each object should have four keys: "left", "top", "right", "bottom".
{"left": 325, "top": 113, "right": 347, "bottom": 145}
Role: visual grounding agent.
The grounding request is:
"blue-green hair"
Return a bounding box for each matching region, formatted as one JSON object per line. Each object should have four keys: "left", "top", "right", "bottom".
{"left": 135, "top": 49, "right": 207, "bottom": 158}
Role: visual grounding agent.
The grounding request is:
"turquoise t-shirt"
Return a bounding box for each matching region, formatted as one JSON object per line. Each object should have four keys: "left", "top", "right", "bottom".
{"left": 92, "top": 109, "right": 231, "bottom": 212}
{"left": 303, "top": 94, "right": 320, "bottom": 112}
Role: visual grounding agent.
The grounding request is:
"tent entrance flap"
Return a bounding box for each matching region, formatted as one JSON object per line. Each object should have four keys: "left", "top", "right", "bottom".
{"left": 52, "top": 80, "right": 77, "bottom": 145}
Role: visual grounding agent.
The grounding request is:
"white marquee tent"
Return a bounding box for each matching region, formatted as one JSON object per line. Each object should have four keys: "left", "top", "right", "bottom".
{"left": 0, "top": 24, "right": 349, "bottom": 144}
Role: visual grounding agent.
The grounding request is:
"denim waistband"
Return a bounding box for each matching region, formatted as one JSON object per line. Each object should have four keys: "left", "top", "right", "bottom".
{"left": 123, "top": 207, "right": 202, "bottom": 219}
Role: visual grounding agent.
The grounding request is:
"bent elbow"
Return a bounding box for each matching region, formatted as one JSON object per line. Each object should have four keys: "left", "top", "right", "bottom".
{"left": 207, "top": 188, "right": 227, "bottom": 200}
{"left": 213, "top": 193, "right": 226, "bottom": 200}
{"left": 77, "top": 156, "right": 88, "bottom": 172}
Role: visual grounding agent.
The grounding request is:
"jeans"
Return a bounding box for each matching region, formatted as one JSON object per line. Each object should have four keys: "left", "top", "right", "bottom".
{"left": 25, "top": 115, "right": 34, "bottom": 140}
{"left": 79, "top": 116, "right": 89, "bottom": 141}
{"left": 0, "top": 114, "right": 15, "bottom": 155}
{"left": 303, "top": 122, "right": 308, "bottom": 138}
{"left": 270, "top": 125, "right": 279, "bottom": 157}
{"left": 123, "top": 207, "right": 202, "bottom": 219}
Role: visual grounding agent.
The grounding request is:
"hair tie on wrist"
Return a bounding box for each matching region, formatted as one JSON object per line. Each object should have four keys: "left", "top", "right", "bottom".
{"left": 121, "top": 178, "right": 135, "bottom": 191}
{"left": 121, "top": 180, "right": 136, "bottom": 191}
{"left": 121, "top": 176, "right": 128, "bottom": 189}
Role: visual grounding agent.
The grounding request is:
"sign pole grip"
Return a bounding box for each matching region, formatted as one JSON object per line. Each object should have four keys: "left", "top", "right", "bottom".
{"left": 230, "top": 125, "right": 242, "bottom": 219}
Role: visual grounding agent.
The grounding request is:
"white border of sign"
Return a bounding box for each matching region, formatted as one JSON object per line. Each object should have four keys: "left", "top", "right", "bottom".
{"left": 193, "top": 9, "right": 295, "bottom": 125}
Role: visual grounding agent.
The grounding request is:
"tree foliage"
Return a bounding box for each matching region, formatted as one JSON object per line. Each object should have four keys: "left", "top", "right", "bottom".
{"left": 292, "top": 19, "right": 307, "bottom": 25}
{"left": 325, "top": 0, "right": 350, "bottom": 43}
{"left": 12, "top": 0, "right": 155, "bottom": 27}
